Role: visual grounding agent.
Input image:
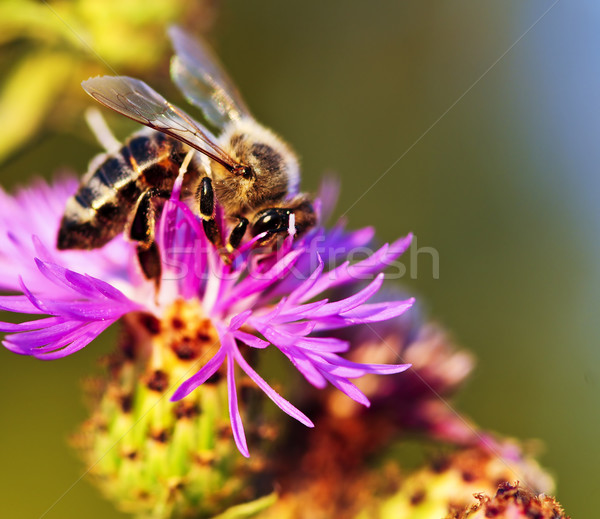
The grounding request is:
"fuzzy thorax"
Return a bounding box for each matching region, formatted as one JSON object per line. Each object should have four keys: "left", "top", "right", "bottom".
{"left": 212, "top": 118, "right": 301, "bottom": 216}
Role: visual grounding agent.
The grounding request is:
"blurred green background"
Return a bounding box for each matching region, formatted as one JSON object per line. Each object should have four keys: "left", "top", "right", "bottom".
{"left": 0, "top": 1, "right": 598, "bottom": 517}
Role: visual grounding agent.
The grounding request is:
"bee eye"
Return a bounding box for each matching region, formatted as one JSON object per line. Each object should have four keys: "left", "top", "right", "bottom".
{"left": 233, "top": 165, "right": 253, "bottom": 179}
{"left": 251, "top": 209, "right": 290, "bottom": 236}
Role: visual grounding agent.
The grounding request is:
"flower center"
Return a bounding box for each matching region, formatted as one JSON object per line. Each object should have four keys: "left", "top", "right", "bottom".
{"left": 121, "top": 299, "right": 222, "bottom": 393}
{"left": 162, "top": 299, "right": 220, "bottom": 362}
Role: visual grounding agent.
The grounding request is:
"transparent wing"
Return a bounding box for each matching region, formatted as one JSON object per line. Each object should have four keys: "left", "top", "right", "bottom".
{"left": 82, "top": 75, "right": 241, "bottom": 172}
{"left": 168, "top": 25, "right": 250, "bottom": 128}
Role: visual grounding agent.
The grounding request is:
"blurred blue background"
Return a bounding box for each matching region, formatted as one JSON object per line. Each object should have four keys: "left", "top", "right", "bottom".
{"left": 0, "top": 1, "right": 598, "bottom": 517}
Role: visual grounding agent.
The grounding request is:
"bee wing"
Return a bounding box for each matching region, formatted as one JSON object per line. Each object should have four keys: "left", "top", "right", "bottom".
{"left": 168, "top": 26, "right": 251, "bottom": 128}
{"left": 82, "top": 75, "right": 240, "bottom": 171}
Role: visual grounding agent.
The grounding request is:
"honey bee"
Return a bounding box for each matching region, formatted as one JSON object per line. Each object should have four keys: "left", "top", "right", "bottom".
{"left": 57, "top": 27, "right": 315, "bottom": 283}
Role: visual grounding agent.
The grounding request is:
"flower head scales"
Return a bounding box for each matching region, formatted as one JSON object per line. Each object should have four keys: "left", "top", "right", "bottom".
{"left": 0, "top": 175, "right": 413, "bottom": 456}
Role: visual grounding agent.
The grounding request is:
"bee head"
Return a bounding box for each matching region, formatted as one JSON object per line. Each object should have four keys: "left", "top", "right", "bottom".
{"left": 219, "top": 119, "right": 300, "bottom": 204}
{"left": 250, "top": 196, "right": 316, "bottom": 250}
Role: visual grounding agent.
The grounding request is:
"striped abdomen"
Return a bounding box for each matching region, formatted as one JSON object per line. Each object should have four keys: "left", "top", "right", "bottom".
{"left": 57, "top": 131, "right": 189, "bottom": 250}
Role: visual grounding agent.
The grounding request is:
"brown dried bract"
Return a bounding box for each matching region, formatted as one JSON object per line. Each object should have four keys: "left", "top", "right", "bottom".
{"left": 448, "top": 482, "right": 569, "bottom": 519}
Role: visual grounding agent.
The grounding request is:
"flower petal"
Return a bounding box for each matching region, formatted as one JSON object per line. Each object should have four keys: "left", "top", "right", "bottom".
{"left": 227, "top": 352, "right": 249, "bottom": 458}
{"left": 301, "top": 234, "right": 413, "bottom": 301}
{"left": 216, "top": 248, "right": 305, "bottom": 311}
{"left": 0, "top": 295, "right": 45, "bottom": 314}
{"left": 233, "top": 344, "right": 313, "bottom": 428}
{"left": 322, "top": 373, "right": 371, "bottom": 407}
{"left": 232, "top": 330, "right": 269, "bottom": 349}
{"left": 171, "top": 346, "right": 226, "bottom": 401}
{"left": 0, "top": 316, "right": 63, "bottom": 332}
{"left": 33, "top": 321, "right": 113, "bottom": 360}
{"left": 1, "top": 259, "right": 141, "bottom": 359}
{"left": 279, "top": 346, "right": 328, "bottom": 388}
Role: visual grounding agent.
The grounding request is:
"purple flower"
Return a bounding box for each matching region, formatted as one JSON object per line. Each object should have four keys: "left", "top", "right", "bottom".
{"left": 0, "top": 176, "right": 413, "bottom": 456}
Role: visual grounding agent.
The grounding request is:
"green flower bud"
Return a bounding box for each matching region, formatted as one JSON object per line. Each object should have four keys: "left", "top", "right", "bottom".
{"left": 73, "top": 302, "right": 274, "bottom": 519}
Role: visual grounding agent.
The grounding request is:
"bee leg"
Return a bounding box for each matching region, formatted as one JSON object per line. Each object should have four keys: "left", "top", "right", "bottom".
{"left": 84, "top": 108, "right": 120, "bottom": 152}
{"left": 196, "top": 176, "right": 229, "bottom": 261}
{"left": 197, "top": 176, "right": 215, "bottom": 219}
{"left": 130, "top": 188, "right": 168, "bottom": 245}
{"left": 202, "top": 219, "right": 226, "bottom": 256}
{"left": 226, "top": 217, "right": 249, "bottom": 253}
{"left": 136, "top": 242, "right": 162, "bottom": 286}
{"left": 130, "top": 188, "right": 169, "bottom": 289}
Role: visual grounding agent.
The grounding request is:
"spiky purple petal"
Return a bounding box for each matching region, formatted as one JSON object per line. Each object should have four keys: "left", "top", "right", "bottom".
{"left": 227, "top": 352, "right": 249, "bottom": 458}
